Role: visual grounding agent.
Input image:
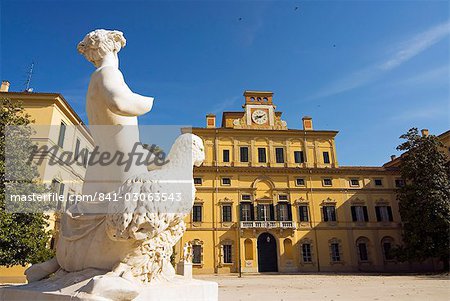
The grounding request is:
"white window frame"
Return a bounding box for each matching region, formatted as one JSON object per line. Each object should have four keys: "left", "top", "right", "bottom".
{"left": 295, "top": 178, "right": 306, "bottom": 187}
{"left": 322, "top": 178, "right": 333, "bottom": 187}
{"left": 221, "top": 177, "right": 231, "bottom": 186}
{"left": 350, "top": 178, "right": 360, "bottom": 187}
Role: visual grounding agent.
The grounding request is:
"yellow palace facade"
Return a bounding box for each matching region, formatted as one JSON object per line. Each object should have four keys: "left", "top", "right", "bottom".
{"left": 175, "top": 90, "right": 437, "bottom": 274}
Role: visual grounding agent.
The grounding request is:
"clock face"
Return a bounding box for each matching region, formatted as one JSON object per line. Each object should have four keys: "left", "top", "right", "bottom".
{"left": 252, "top": 109, "right": 268, "bottom": 124}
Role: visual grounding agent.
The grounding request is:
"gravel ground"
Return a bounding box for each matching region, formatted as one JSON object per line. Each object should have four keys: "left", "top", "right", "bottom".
{"left": 196, "top": 273, "right": 450, "bottom": 301}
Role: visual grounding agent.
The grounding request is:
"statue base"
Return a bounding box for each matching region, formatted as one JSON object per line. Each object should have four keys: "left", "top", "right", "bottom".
{"left": 176, "top": 261, "right": 193, "bottom": 279}
{"left": 0, "top": 269, "right": 218, "bottom": 301}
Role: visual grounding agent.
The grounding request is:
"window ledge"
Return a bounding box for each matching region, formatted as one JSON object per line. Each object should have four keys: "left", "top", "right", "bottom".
{"left": 354, "top": 222, "right": 368, "bottom": 226}
{"left": 358, "top": 260, "right": 372, "bottom": 265}
{"left": 297, "top": 222, "right": 311, "bottom": 228}
{"left": 379, "top": 221, "right": 394, "bottom": 226}
{"left": 330, "top": 261, "right": 345, "bottom": 265}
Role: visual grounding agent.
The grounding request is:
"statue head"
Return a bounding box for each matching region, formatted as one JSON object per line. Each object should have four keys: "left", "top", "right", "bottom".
{"left": 191, "top": 135, "right": 205, "bottom": 167}
{"left": 169, "top": 133, "right": 205, "bottom": 167}
{"left": 77, "top": 29, "right": 126, "bottom": 67}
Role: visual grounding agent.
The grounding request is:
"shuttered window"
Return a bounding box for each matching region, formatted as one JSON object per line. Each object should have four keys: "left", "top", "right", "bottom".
{"left": 193, "top": 205, "right": 202, "bottom": 222}
{"left": 57, "top": 122, "right": 66, "bottom": 148}
{"left": 299, "top": 205, "right": 309, "bottom": 222}
{"left": 240, "top": 202, "right": 253, "bottom": 221}
{"left": 322, "top": 206, "right": 336, "bottom": 222}
{"left": 351, "top": 206, "right": 369, "bottom": 222}
{"left": 222, "top": 205, "right": 232, "bottom": 222}
{"left": 294, "top": 151, "right": 305, "bottom": 163}
{"left": 375, "top": 206, "right": 393, "bottom": 222}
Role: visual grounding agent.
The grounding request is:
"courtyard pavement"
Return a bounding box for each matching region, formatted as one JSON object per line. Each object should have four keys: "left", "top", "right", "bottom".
{"left": 196, "top": 273, "right": 449, "bottom": 301}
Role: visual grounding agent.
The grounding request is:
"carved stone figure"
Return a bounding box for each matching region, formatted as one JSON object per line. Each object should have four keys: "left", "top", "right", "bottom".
{"left": 183, "top": 242, "right": 193, "bottom": 263}
{"left": 7, "top": 29, "right": 217, "bottom": 301}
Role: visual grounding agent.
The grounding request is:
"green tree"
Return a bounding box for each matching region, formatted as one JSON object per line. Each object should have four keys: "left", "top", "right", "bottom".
{"left": 0, "top": 98, "right": 54, "bottom": 266}
{"left": 396, "top": 128, "right": 450, "bottom": 271}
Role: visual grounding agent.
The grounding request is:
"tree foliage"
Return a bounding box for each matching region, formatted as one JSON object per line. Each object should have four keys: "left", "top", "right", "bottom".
{"left": 0, "top": 98, "right": 54, "bottom": 266}
{"left": 396, "top": 128, "right": 450, "bottom": 271}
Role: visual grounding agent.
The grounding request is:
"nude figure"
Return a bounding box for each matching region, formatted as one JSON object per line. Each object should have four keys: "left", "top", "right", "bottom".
{"left": 81, "top": 29, "right": 154, "bottom": 195}
{"left": 25, "top": 29, "right": 155, "bottom": 282}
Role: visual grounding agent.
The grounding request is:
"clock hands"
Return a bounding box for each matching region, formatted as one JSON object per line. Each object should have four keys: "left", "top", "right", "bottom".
{"left": 253, "top": 111, "right": 267, "bottom": 123}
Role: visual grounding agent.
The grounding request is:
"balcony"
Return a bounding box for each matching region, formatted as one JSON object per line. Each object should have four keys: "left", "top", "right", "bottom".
{"left": 240, "top": 221, "right": 295, "bottom": 229}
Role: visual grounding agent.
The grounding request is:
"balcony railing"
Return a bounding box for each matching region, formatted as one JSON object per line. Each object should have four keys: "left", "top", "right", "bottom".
{"left": 240, "top": 221, "right": 295, "bottom": 229}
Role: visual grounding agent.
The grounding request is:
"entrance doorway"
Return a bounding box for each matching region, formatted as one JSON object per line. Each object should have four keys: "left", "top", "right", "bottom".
{"left": 257, "top": 232, "right": 278, "bottom": 272}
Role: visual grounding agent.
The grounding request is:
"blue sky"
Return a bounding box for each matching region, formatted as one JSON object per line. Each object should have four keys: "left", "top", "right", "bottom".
{"left": 1, "top": 0, "right": 449, "bottom": 166}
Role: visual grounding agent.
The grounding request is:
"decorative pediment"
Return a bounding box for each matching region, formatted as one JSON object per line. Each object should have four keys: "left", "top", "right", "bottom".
{"left": 294, "top": 197, "right": 308, "bottom": 204}
{"left": 322, "top": 197, "right": 336, "bottom": 204}
{"left": 191, "top": 239, "right": 204, "bottom": 245}
{"left": 350, "top": 197, "right": 365, "bottom": 204}
{"left": 219, "top": 197, "right": 233, "bottom": 204}
{"left": 375, "top": 198, "right": 389, "bottom": 205}
{"left": 194, "top": 197, "right": 204, "bottom": 204}
{"left": 220, "top": 239, "right": 234, "bottom": 245}
{"left": 300, "top": 237, "right": 313, "bottom": 244}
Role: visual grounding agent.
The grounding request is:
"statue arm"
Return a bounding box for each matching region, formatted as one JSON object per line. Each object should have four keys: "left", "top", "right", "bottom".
{"left": 100, "top": 67, "right": 154, "bottom": 116}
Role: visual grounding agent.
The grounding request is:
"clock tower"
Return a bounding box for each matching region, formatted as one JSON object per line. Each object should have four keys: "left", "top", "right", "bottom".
{"left": 243, "top": 91, "right": 275, "bottom": 127}
{"left": 222, "top": 91, "right": 287, "bottom": 130}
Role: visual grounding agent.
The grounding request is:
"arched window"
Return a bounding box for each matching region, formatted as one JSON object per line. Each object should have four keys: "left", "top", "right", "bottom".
{"left": 356, "top": 237, "right": 370, "bottom": 262}
{"left": 381, "top": 237, "right": 395, "bottom": 261}
{"left": 283, "top": 238, "right": 293, "bottom": 259}
{"left": 244, "top": 239, "right": 253, "bottom": 260}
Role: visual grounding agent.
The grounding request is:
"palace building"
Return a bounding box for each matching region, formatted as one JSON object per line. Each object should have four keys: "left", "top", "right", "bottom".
{"left": 1, "top": 82, "right": 446, "bottom": 280}
{"left": 175, "top": 90, "right": 444, "bottom": 274}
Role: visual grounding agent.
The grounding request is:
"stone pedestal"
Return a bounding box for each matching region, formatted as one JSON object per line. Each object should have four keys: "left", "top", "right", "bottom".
{"left": 0, "top": 270, "right": 217, "bottom": 301}
{"left": 176, "top": 261, "right": 193, "bottom": 279}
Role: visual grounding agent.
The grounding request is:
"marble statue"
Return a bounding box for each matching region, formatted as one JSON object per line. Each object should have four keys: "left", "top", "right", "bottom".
{"left": 183, "top": 242, "right": 193, "bottom": 263}
{"left": 1, "top": 29, "right": 217, "bottom": 301}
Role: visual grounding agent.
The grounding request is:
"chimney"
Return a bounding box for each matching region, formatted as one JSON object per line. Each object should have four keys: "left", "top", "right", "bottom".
{"left": 421, "top": 129, "right": 429, "bottom": 137}
{"left": 302, "top": 116, "right": 313, "bottom": 131}
{"left": 390, "top": 155, "right": 396, "bottom": 161}
{"left": 206, "top": 114, "right": 216, "bottom": 128}
{"left": 1, "top": 80, "right": 10, "bottom": 92}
